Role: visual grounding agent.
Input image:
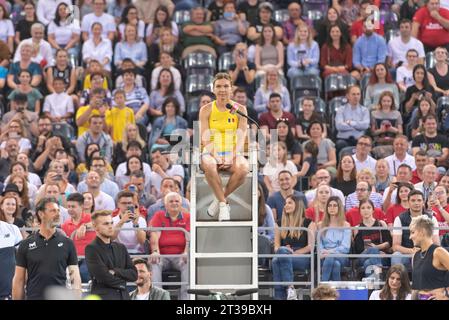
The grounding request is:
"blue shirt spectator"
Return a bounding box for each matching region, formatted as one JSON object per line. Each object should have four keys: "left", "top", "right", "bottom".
{"left": 114, "top": 40, "right": 148, "bottom": 69}
{"left": 353, "top": 27, "right": 387, "bottom": 71}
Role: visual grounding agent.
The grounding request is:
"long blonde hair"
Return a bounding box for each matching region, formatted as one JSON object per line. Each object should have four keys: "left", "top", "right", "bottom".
{"left": 261, "top": 65, "right": 282, "bottom": 93}
{"left": 270, "top": 141, "right": 288, "bottom": 166}
{"left": 320, "top": 196, "right": 346, "bottom": 233}
{"left": 281, "top": 195, "right": 305, "bottom": 239}
{"left": 121, "top": 123, "right": 145, "bottom": 152}
{"left": 294, "top": 22, "right": 313, "bottom": 47}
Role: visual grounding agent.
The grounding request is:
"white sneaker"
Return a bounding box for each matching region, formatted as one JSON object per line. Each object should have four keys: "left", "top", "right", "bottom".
{"left": 207, "top": 198, "right": 219, "bottom": 218}
{"left": 286, "top": 287, "right": 298, "bottom": 300}
{"left": 218, "top": 202, "right": 230, "bottom": 221}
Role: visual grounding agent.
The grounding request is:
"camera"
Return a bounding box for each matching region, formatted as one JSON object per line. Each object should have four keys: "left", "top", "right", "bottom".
{"left": 128, "top": 184, "right": 137, "bottom": 193}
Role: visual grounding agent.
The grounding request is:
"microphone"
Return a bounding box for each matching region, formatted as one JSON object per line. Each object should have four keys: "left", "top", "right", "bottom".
{"left": 225, "top": 103, "right": 260, "bottom": 129}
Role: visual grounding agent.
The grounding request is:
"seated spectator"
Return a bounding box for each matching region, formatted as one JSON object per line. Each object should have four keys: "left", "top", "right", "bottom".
{"left": 306, "top": 169, "right": 345, "bottom": 204}
{"left": 333, "top": 0, "right": 360, "bottom": 27}
{"left": 43, "top": 77, "right": 74, "bottom": 123}
{"left": 352, "top": 135, "right": 377, "bottom": 173}
{"left": 108, "top": 90, "right": 135, "bottom": 143}
{"left": 364, "top": 63, "right": 400, "bottom": 109}
{"left": 385, "top": 182, "right": 413, "bottom": 226}
{"left": 82, "top": 59, "right": 110, "bottom": 90}
{"left": 438, "top": 171, "right": 449, "bottom": 188}
{"left": 148, "top": 27, "right": 183, "bottom": 67}
{"left": 62, "top": 193, "right": 96, "bottom": 282}
{"left": 129, "top": 258, "right": 171, "bottom": 300}
{"left": 0, "top": 4, "right": 14, "bottom": 53}
{"left": 0, "top": 120, "right": 32, "bottom": 155}
{"left": 82, "top": 22, "right": 113, "bottom": 72}
{"left": 76, "top": 88, "right": 112, "bottom": 137}
{"left": 127, "top": 170, "right": 154, "bottom": 209}
{"left": 353, "top": 199, "right": 391, "bottom": 276}
{"left": 369, "top": 264, "right": 412, "bottom": 300}
{"left": 181, "top": 6, "right": 216, "bottom": 58}
{"left": 246, "top": 2, "right": 283, "bottom": 49}
{"left": 410, "top": 150, "right": 431, "bottom": 184}
{"left": 335, "top": 85, "right": 370, "bottom": 153}
{"left": 306, "top": 183, "right": 331, "bottom": 223}
{"left": 352, "top": 20, "right": 387, "bottom": 79}
{"left": 149, "top": 97, "right": 188, "bottom": 146}
{"left": 295, "top": 99, "right": 326, "bottom": 143}
{"left": 186, "top": 93, "right": 214, "bottom": 137}
{"left": 118, "top": 5, "right": 145, "bottom": 41}
{"left": 0, "top": 217, "right": 22, "bottom": 299}
{"left": 391, "top": 190, "right": 440, "bottom": 269}
{"left": 75, "top": 143, "right": 114, "bottom": 181}
{"left": 83, "top": 170, "right": 115, "bottom": 211}
{"left": 272, "top": 195, "right": 315, "bottom": 300}
{"left": 400, "top": 0, "right": 420, "bottom": 21}
{"left": 428, "top": 46, "right": 449, "bottom": 96}
{"left": 151, "top": 52, "right": 182, "bottom": 91}
{"left": 116, "top": 59, "right": 145, "bottom": 88}
{"left": 46, "top": 49, "right": 77, "bottom": 95}
{"left": 149, "top": 192, "right": 190, "bottom": 300}
{"left": 412, "top": 114, "right": 449, "bottom": 172}
{"left": 303, "top": 121, "right": 336, "bottom": 173}
{"left": 115, "top": 141, "right": 151, "bottom": 179}
{"left": 411, "top": 0, "right": 449, "bottom": 52}
{"left": 282, "top": 2, "right": 305, "bottom": 45}
{"left": 286, "top": 23, "right": 319, "bottom": 79}
{"left": 276, "top": 118, "right": 302, "bottom": 167}
{"left": 213, "top": 1, "right": 248, "bottom": 56}
{"left": 312, "top": 284, "right": 339, "bottom": 300}
{"left": 34, "top": 180, "right": 70, "bottom": 222}
{"left": 314, "top": 7, "right": 350, "bottom": 47}
{"left": 255, "top": 24, "right": 284, "bottom": 76}
{"left": 259, "top": 93, "right": 296, "bottom": 138}
{"left": 76, "top": 115, "right": 113, "bottom": 164}
{"left": 33, "top": 134, "right": 73, "bottom": 177}
{"left": 7, "top": 70, "right": 43, "bottom": 113}
{"left": 81, "top": 0, "right": 116, "bottom": 41}
{"left": 149, "top": 68, "right": 185, "bottom": 117}
{"left": 7, "top": 43, "right": 42, "bottom": 90}
{"left": 114, "top": 24, "right": 147, "bottom": 71}
{"left": 229, "top": 42, "right": 256, "bottom": 98}
{"left": 14, "top": 23, "right": 53, "bottom": 69}
{"left": 384, "top": 135, "right": 416, "bottom": 177}
{"left": 254, "top": 66, "right": 291, "bottom": 114}
{"left": 403, "top": 65, "right": 436, "bottom": 122}
{"left": 318, "top": 196, "right": 351, "bottom": 281}
{"left": 382, "top": 164, "right": 414, "bottom": 210}
{"left": 1, "top": 94, "right": 38, "bottom": 140}
{"left": 149, "top": 148, "right": 184, "bottom": 198}
{"left": 107, "top": 0, "right": 130, "bottom": 24}
{"left": 5, "top": 161, "right": 41, "bottom": 194}
{"left": 145, "top": 5, "right": 177, "bottom": 46}
{"left": 0, "top": 139, "right": 19, "bottom": 182}
{"left": 396, "top": 49, "right": 419, "bottom": 92}
{"left": 331, "top": 154, "right": 357, "bottom": 197}
{"left": 80, "top": 72, "right": 113, "bottom": 108}
{"left": 116, "top": 155, "right": 144, "bottom": 190}
{"left": 257, "top": 184, "right": 275, "bottom": 243}
{"left": 236, "top": 0, "right": 258, "bottom": 25}
{"left": 47, "top": 2, "right": 81, "bottom": 59}
{"left": 375, "top": 159, "right": 392, "bottom": 194}
{"left": 320, "top": 24, "right": 353, "bottom": 80}
{"left": 77, "top": 156, "right": 119, "bottom": 199}
{"left": 112, "top": 191, "right": 147, "bottom": 254}
{"left": 429, "top": 184, "right": 449, "bottom": 236}
{"left": 14, "top": 1, "right": 37, "bottom": 45}
{"left": 345, "top": 179, "right": 384, "bottom": 211}
{"left": 350, "top": 0, "right": 384, "bottom": 44}
{"left": 0, "top": 194, "right": 28, "bottom": 239}
{"left": 410, "top": 97, "right": 436, "bottom": 138}
{"left": 112, "top": 125, "right": 148, "bottom": 170}
{"left": 414, "top": 164, "right": 438, "bottom": 202}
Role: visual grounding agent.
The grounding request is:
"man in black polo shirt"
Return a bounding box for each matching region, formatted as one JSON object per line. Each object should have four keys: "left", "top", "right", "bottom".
{"left": 12, "top": 197, "right": 81, "bottom": 300}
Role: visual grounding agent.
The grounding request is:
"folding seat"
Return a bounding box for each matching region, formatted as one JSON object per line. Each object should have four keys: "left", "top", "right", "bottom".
{"left": 273, "top": 9, "right": 289, "bottom": 24}
{"left": 185, "top": 74, "right": 214, "bottom": 101}
{"left": 302, "top": 0, "right": 328, "bottom": 22}
{"left": 183, "top": 51, "right": 216, "bottom": 76}
{"left": 173, "top": 10, "right": 191, "bottom": 24}
{"left": 426, "top": 51, "right": 436, "bottom": 70}
{"left": 289, "top": 75, "right": 322, "bottom": 103}
{"left": 217, "top": 52, "right": 234, "bottom": 72}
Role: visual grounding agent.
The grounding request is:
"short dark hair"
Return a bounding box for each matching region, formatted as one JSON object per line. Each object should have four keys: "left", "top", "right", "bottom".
{"left": 415, "top": 150, "right": 428, "bottom": 158}
{"left": 269, "top": 92, "right": 282, "bottom": 101}
{"left": 399, "top": 18, "right": 412, "bottom": 26}
{"left": 13, "top": 92, "right": 28, "bottom": 103}
{"left": 304, "top": 140, "right": 319, "bottom": 158}
{"left": 422, "top": 113, "right": 437, "bottom": 123}
{"left": 130, "top": 170, "right": 145, "bottom": 179}
{"left": 116, "top": 190, "right": 134, "bottom": 202}
{"left": 66, "top": 193, "right": 85, "bottom": 206}
{"left": 408, "top": 189, "right": 424, "bottom": 200}
{"left": 35, "top": 197, "right": 58, "bottom": 223}
{"left": 53, "top": 77, "right": 66, "bottom": 84}
{"left": 397, "top": 163, "right": 412, "bottom": 172}
{"left": 133, "top": 258, "right": 151, "bottom": 271}
{"left": 127, "top": 140, "right": 142, "bottom": 151}
{"left": 278, "top": 170, "right": 293, "bottom": 178}
{"left": 306, "top": 121, "right": 324, "bottom": 136}
{"left": 91, "top": 210, "right": 112, "bottom": 222}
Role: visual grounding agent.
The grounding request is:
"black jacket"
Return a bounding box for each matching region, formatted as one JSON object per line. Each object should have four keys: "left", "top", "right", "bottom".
{"left": 85, "top": 237, "right": 137, "bottom": 300}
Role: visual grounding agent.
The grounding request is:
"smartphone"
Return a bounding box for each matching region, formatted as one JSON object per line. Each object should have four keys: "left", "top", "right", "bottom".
{"left": 128, "top": 185, "right": 137, "bottom": 193}
{"left": 53, "top": 174, "right": 63, "bottom": 181}
{"left": 127, "top": 205, "right": 135, "bottom": 214}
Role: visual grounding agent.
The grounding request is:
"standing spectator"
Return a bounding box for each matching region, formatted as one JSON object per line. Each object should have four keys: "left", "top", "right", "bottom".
{"left": 335, "top": 85, "right": 370, "bottom": 153}
{"left": 287, "top": 23, "right": 319, "bottom": 79}
{"left": 114, "top": 24, "right": 147, "bottom": 71}
{"left": 0, "top": 218, "right": 22, "bottom": 300}
{"left": 15, "top": 1, "right": 37, "bottom": 45}
{"left": 181, "top": 7, "right": 216, "bottom": 58}
{"left": 369, "top": 264, "right": 412, "bottom": 299}
{"left": 314, "top": 7, "right": 350, "bottom": 47}
{"left": 85, "top": 210, "right": 138, "bottom": 300}
{"left": 134, "top": 0, "right": 174, "bottom": 25}
{"left": 318, "top": 196, "right": 351, "bottom": 281}
{"left": 254, "top": 66, "right": 291, "bottom": 114}
{"left": 149, "top": 192, "right": 190, "bottom": 300}
{"left": 331, "top": 154, "right": 357, "bottom": 197}
{"left": 352, "top": 20, "right": 387, "bottom": 78}
{"left": 108, "top": 90, "right": 135, "bottom": 143}
{"left": 352, "top": 135, "right": 377, "bottom": 173}
{"left": 387, "top": 19, "right": 425, "bottom": 71}
{"left": 7, "top": 43, "right": 42, "bottom": 90}
{"left": 272, "top": 195, "right": 316, "bottom": 300}
{"left": 112, "top": 191, "right": 147, "bottom": 254}
{"left": 47, "top": 2, "right": 81, "bottom": 59}
{"left": 14, "top": 23, "right": 53, "bottom": 68}
{"left": 12, "top": 197, "right": 81, "bottom": 300}
{"left": 145, "top": 5, "right": 177, "bottom": 46}
{"left": 81, "top": 0, "right": 116, "bottom": 42}
{"left": 385, "top": 135, "right": 416, "bottom": 177}
{"left": 282, "top": 2, "right": 304, "bottom": 45}
{"left": 412, "top": 0, "right": 449, "bottom": 52}
{"left": 82, "top": 23, "right": 113, "bottom": 72}
{"left": 364, "top": 63, "right": 400, "bottom": 109}
{"left": 118, "top": 5, "right": 145, "bottom": 41}
{"left": 428, "top": 47, "right": 449, "bottom": 96}
{"left": 320, "top": 24, "right": 353, "bottom": 79}
{"left": 129, "top": 258, "right": 170, "bottom": 300}
{"left": 391, "top": 190, "right": 440, "bottom": 269}
{"left": 385, "top": 182, "right": 413, "bottom": 226}
{"left": 255, "top": 24, "right": 284, "bottom": 76}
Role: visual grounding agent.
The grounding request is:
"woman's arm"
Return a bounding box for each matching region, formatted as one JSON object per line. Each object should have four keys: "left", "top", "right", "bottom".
{"left": 294, "top": 222, "right": 316, "bottom": 255}
{"left": 254, "top": 45, "right": 262, "bottom": 70}
{"left": 65, "top": 33, "right": 80, "bottom": 50}
{"left": 47, "top": 33, "right": 60, "bottom": 49}
{"left": 275, "top": 42, "right": 284, "bottom": 69}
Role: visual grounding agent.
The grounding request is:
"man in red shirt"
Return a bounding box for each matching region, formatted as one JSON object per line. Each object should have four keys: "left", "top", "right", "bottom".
{"left": 412, "top": 0, "right": 449, "bottom": 51}
{"left": 259, "top": 93, "right": 296, "bottom": 140}
{"left": 411, "top": 150, "right": 430, "bottom": 184}
{"left": 149, "top": 192, "right": 190, "bottom": 300}
{"left": 346, "top": 181, "right": 386, "bottom": 226}
{"left": 62, "top": 193, "right": 96, "bottom": 282}
{"left": 351, "top": 0, "right": 385, "bottom": 44}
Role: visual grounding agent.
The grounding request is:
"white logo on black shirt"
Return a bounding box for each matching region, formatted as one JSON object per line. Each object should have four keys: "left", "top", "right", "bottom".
{"left": 29, "top": 241, "right": 37, "bottom": 250}
{"left": 58, "top": 242, "right": 63, "bottom": 247}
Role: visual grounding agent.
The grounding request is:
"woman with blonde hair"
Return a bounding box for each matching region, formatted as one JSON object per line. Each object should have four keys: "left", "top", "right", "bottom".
{"left": 254, "top": 65, "right": 291, "bottom": 114}
{"left": 287, "top": 22, "right": 320, "bottom": 78}
{"left": 272, "top": 194, "right": 316, "bottom": 299}
{"left": 375, "top": 159, "right": 392, "bottom": 194}
{"left": 112, "top": 123, "right": 147, "bottom": 169}
{"left": 254, "top": 24, "right": 284, "bottom": 76}
{"left": 305, "top": 182, "right": 331, "bottom": 223}
{"left": 318, "top": 196, "right": 351, "bottom": 281}
{"left": 9, "top": 172, "right": 35, "bottom": 210}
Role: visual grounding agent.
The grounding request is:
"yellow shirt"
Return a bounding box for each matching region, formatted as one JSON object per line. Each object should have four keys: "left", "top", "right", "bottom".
{"left": 83, "top": 74, "right": 109, "bottom": 90}
{"left": 208, "top": 101, "right": 238, "bottom": 155}
{"left": 76, "top": 106, "right": 112, "bottom": 136}
{"left": 108, "top": 106, "right": 135, "bottom": 142}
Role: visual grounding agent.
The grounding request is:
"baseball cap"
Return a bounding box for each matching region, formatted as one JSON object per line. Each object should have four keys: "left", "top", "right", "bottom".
{"left": 2, "top": 183, "right": 21, "bottom": 196}
{"left": 259, "top": 2, "right": 273, "bottom": 11}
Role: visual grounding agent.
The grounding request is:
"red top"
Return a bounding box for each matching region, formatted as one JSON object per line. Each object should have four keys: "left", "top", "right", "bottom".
{"left": 150, "top": 210, "right": 190, "bottom": 255}
{"left": 259, "top": 111, "right": 296, "bottom": 130}
{"left": 350, "top": 19, "right": 384, "bottom": 39}
{"left": 305, "top": 207, "right": 324, "bottom": 222}
{"left": 61, "top": 212, "right": 96, "bottom": 256}
{"left": 385, "top": 204, "right": 407, "bottom": 225}
{"left": 319, "top": 43, "right": 353, "bottom": 71}
{"left": 411, "top": 169, "right": 422, "bottom": 184}
{"left": 432, "top": 205, "right": 449, "bottom": 235}
{"left": 413, "top": 7, "right": 449, "bottom": 46}
{"left": 345, "top": 207, "right": 386, "bottom": 226}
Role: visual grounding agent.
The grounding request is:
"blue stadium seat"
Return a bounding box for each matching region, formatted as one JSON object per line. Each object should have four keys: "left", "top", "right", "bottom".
{"left": 183, "top": 51, "right": 216, "bottom": 76}
{"left": 302, "top": 0, "right": 327, "bottom": 21}
{"left": 185, "top": 74, "right": 214, "bottom": 100}
{"left": 290, "top": 75, "right": 322, "bottom": 103}
{"left": 218, "top": 52, "right": 234, "bottom": 72}
{"left": 273, "top": 9, "right": 290, "bottom": 24}
{"left": 327, "top": 96, "right": 347, "bottom": 139}
{"left": 173, "top": 10, "right": 191, "bottom": 24}
{"left": 324, "top": 74, "right": 358, "bottom": 101}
